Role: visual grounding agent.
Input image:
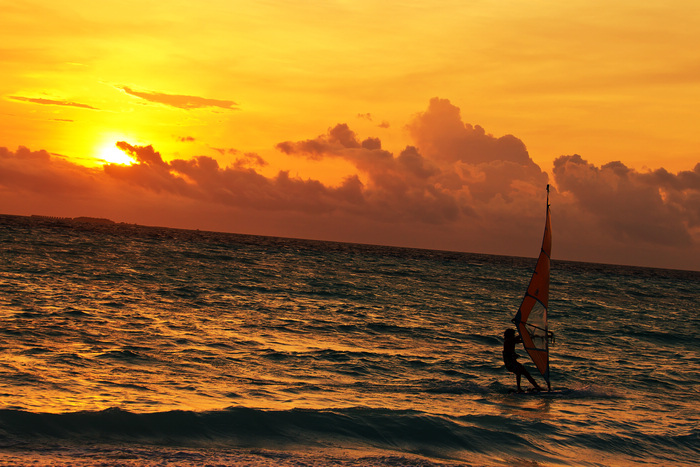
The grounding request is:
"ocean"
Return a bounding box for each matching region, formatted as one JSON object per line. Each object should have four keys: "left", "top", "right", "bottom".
{"left": 0, "top": 214, "right": 698, "bottom": 466}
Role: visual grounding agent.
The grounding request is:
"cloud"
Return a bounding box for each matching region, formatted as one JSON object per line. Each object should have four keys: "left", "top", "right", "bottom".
{"left": 406, "top": 98, "right": 549, "bottom": 205}
{"left": 105, "top": 142, "right": 191, "bottom": 195}
{"left": 233, "top": 153, "right": 268, "bottom": 169}
{"left": 98, "top": 143, "right": 363, "bottom": 215}
{"left": 407, "top": 97, "right": 533, "bottom": 164}
{"left": 9, "top": 96, "right": 98, "bottom": 110}
{"left": 357, "top": 112, "right": 389, "bottom": 128}
{"left": 117, "top": 86, "right": 238, "bottom": 110}
{"left": 1, "top": 98, "right": 698, "bottom": 269}
{"left": 639, "top": 165, "right": 700, "bottom": 229}
{"left": 0, "top": 146, "right": 99, "bottom": 196}
{"left": 553, "top": 155, "right": 698, "bottom": 247}
{"left": 212, "top": 147, "right": 238, "bottom": 156}
{"left": 277, "top": 98, "right": 548, "bottom": 220}
{"left": 275, "top": 123, "right": 369, "bottom": 160}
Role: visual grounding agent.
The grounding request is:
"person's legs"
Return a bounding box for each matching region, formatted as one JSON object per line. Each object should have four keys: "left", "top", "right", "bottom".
{"left": 522, "top": 367, "right": 541, "bottom": 390}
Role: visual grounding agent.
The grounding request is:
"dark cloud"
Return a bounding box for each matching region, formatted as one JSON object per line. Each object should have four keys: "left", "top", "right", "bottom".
{"left": 397, "top": 146, "right": 439, "bottom": 180}
{"left": 276, "top": 123, "right": 366, "bottom": 159}
{"left": 0, "top": 146, "right": 97, "bottom": 195}
{"left": 115, "top": 142, "right": 167, "bottom": 167}
{"left": 9, "top": 96, "right": 98, "bottom": 110}
{"left": 117, "top": 86, "right": 238, "bottom": 110}
{"left": 276, "top": 109, "right": 542, "bottom": 224}
{"left": 273, "top": 99, "right": 698, "bottom": 261}
{"left": 233, "top": 153, "right": 268, "bottom": 169}
{"left": 105, "top": 143, "right": 188, "bottom": 195}
{"left": 0, "top": 146, "right": 50, "bottom": 161}
{"left": 641, "top": 164, "right": 700, "bottom": 228}
{"left": 356, "top": 112, "right": 390, "bottom": 128}
{"left": 212, "top": 147, "right": 239, "bottom": 156}
{"left": 1, "top": 98, "right": 698, "bottom": 269}
{"left": 98, "top": 143, "right": 363, "bottom": 215}
{"left": 553, "top": 155, "right": 696, "bottom": 246}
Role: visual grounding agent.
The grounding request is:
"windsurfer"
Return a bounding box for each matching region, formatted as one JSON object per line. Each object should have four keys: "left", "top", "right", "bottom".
{"left": 503, "top": 329, "right": 542, "bottom": 392}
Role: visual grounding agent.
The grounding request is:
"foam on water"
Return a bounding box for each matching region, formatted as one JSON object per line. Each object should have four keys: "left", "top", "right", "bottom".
{"left": 0, "top": 214, "right": 698, "bottom": 465}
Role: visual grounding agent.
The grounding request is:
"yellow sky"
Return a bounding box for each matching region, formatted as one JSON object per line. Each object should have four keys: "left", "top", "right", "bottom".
{"left": 3, "top": 0, "right": 699, "bottom": 180}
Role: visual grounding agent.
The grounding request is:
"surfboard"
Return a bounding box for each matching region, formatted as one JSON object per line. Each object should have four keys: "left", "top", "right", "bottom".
{"left": 508, "top": 388, "right": 570, "bottom": 397}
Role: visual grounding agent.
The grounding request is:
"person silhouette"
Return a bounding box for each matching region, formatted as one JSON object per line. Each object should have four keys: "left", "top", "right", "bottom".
{"left": 503, "top": 329, "right": 542, "bottom": 392}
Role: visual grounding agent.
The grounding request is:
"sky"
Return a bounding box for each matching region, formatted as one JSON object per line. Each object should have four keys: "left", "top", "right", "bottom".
{"left": 1, "top": 0, "right": 699, "bottom": 270}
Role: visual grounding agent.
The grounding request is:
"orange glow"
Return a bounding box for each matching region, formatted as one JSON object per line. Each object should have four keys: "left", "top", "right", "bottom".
{"left": 1, "top": 1, "right": 698, "bottom": 174}
{"left": 0, "top": 1, "right": 699, "bottom": 270}
{"left": 97, "top": 141, "right": 134, "bottom": 166}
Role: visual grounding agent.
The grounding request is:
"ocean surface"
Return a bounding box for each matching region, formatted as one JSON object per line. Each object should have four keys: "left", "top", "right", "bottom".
{"left": 0, "top": 214, "right": 698, "bottom": 466}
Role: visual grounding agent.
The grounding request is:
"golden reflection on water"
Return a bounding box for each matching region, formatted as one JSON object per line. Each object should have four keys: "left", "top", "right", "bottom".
{"left": 1, "top": 216, "right": 699, "bottom": 466}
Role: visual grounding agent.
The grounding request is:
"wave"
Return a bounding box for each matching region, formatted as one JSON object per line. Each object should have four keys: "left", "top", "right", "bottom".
{"left": 0, "top": 406, "right": 457, "bottom": 445}
{"left": 0, "top": 407, "right": 498, "bottom": 464}
{"left": 0, "top": 405, "right": 696, "bottom": 465}
{"left": 0, "top": 406, "right": 556, "bottom": 462}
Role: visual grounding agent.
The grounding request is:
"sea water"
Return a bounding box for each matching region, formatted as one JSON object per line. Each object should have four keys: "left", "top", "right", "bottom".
{"left": 0, "top": 214, "right": 697, "bottom": 466}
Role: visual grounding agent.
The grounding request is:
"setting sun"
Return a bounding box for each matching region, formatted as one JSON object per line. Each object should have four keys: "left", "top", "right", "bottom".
{"left": 97, "top": 141, "right": 134, "bottom": 165}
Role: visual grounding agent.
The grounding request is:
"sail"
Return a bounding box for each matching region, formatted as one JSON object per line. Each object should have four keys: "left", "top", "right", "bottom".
{"left": 513, "top": 185, "right": 552, "bottom": 390}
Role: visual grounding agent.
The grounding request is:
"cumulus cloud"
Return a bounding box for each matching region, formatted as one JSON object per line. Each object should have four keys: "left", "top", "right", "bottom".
{"left": 277, "top": 124, "right": 456, "bottom": 223}
{"left": 117, "top": 86, "right": 238, "bottom": 110}
{"left": 1, "top": 97, "right": 698, "bottom": 269}
{"left": 276, "top": 123, "right": 376, "bottom": 160}
{"left": 9, "top": 96, "right": 98, "bottom": 110}
{"left": 408, "top": 98, "right": 530, "bottom": 165}
{"left": 278, "top": 98, "right": 548, "bottom": 223}
{"left": 101, "top": 142, "right": 364, "bottom": 215}
{"left": 639, "top": 165, "right": 700, "bottom": 229}
{"left": 553, "top": 155, "right": 698, "bottom": 246}
{"left": 104, "top": 142, "right": 190, "bottom": 195}
{"left": 0, "top": 146, "right": 98, "bottom": 195}
{"left": 407, "top": 98, "right": 548, "bottom": 204}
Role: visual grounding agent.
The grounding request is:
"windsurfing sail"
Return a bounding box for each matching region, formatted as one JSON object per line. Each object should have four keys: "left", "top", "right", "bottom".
{"left": 513, "top": 185, "right": 554, "bottom": 391}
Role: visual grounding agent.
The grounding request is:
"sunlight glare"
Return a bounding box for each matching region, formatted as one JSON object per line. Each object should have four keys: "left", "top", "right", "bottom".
{"left": 98, "top": 141, "right": 134, "bottom": 165}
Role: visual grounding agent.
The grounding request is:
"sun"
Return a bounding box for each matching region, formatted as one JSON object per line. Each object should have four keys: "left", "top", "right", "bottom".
{"left": 98, "top": 141, "right": 134, "bottom": 165}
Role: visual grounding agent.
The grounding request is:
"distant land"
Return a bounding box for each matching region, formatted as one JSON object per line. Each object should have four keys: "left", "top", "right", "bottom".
{"left": 30, "top": 215, "right": 115, "bottom": 225}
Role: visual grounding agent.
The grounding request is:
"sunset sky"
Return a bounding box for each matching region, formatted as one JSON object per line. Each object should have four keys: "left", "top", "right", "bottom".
{"left": 2, "top": 0, "right": 699, "bottom": 270}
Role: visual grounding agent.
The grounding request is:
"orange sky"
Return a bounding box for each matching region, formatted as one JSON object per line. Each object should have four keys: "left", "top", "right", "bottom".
{"left": 2, "top": 1, "right": 699, "bottom": 270}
